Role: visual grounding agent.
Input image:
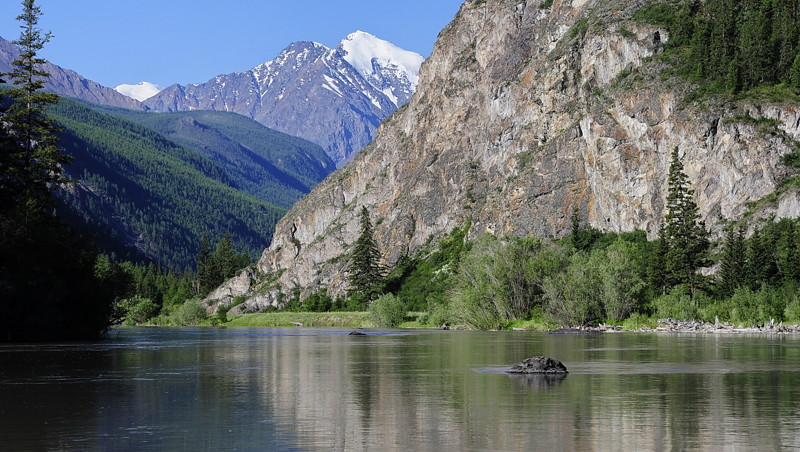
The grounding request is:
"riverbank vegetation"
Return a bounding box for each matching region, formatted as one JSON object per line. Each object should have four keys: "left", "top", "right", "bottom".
{"left": 116, "top": 148, "right": 800, "bottom": 330}
{"left": 239, "top": 148, "right": 800, "bottom": 331}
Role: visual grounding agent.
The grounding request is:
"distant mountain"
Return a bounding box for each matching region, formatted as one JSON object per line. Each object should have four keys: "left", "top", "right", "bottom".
{"left": 0, "top": 35, "right": 145, "bottom": 110}
{"left": 48, "top": 98, "right": 333, "bottom": 269}
{"left": 145, "top": 32, "right": 424, "bottom": 166}
{"left": 338, "top": 31, "right": 424, "bottom": 107}
{"left": 95, "top": 106, "right": 334, "bottom": 208}
{"left": 115, "top": 81, "right": 163, "bottom": 101}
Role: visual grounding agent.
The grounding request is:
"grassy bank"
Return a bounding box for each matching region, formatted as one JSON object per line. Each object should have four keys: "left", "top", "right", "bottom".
{"left": 222, "top": 311, "right": 558, "bottom": 330}
{"left": 224, "top": 312, "right": 373, "bottom": 328}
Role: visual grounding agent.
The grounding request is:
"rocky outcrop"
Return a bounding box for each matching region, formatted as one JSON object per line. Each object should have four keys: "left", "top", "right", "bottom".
{"left": 507, "top": 356, "right": 569, "bottom": 374}
{"left": 208, "top": 0, "right": 800, "bottom": 313}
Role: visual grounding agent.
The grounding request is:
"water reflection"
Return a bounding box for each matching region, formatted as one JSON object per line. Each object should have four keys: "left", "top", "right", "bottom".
{"left": 0, "top": 329, "right": 799, "bottom": 450}
{"left": 506, "top": 373, "right": 568, "bottom": 389}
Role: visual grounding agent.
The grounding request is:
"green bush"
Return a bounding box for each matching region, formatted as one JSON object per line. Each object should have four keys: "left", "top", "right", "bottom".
{"left": 303, "top": 290, "right": 333, "bottom": 312}
{"left": 622, "top": 313, "right": 658, "bottom": 330}
{"left": 172, "top": 299, "right": 208, "bottom": 326}
{"left": 543, "top": 252, "right": 603, "bottom": 326}
{"left": 448, "top": 235, "right": 569, "bottom": 329}
{"left": 368, "top": 293, "right": 407, "bottom": 328}
{"left": 785, "top": 296, "right": 800, "bottom": 323}
{"left": 698, "top": 298, "right": 735, "bottom": 324}
{"left": 728, "top": 285, "right": 785, "bottom": 326}
{"left": 595, "top": 241, "right": 648, "bottom": 322}
{"left": 652, "top": 285, "right": 699, "bottom": 320}
{"left": 123, "top": 296, "right": 160, "bottom": 325}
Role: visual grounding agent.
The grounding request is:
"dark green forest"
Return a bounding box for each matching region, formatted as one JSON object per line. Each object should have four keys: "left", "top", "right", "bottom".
{"left": 91, "top": 106, "right": 333, "bottom": 208}
{"left": 49, "top": 98, "right": 298, "bottom": 270}
{"left": 634, "top": 0, "right": 800, "bottom": 96}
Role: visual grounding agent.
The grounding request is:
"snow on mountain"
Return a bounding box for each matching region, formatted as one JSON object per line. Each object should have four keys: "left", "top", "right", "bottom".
{"left": 0, "top": 36, "right": 145, "bottom": 110}
{"left": 115, "top": 81, "right": 164, "bottom": 101}
{"left": 338, "top": 31, "right": 424, "bottom": 107}
{"left": 145, "top": 33, "right": 423, "bottom": 166}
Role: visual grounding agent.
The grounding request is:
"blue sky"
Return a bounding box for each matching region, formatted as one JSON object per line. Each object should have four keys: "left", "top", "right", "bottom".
{"left": 0, "top": 0, "right": 464, "bottom": 88}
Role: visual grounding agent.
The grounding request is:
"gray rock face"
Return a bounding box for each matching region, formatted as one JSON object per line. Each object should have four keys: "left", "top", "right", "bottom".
{"left": 207, "top": 0, "right": 800, "bottom": 312}
{"left": 145, "top": 38, "right": 416, "bottom": 167}
{"left": 507, "top": 357, "right": 569, "bottom": 374}
{"left": 0, "top": 36, "right": 145, "bottom": 110}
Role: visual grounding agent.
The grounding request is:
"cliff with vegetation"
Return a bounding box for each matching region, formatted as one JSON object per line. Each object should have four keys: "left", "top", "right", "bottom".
{"left": 208, "top": 0, "right": 800, "bottom": 312}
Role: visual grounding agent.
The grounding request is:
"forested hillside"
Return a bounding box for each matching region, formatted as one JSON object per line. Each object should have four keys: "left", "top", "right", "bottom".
{"left": 636, "top": 0, "right": 800, "bottom": 95}
{"left": 92, "top": 107, "right": 334, "bottom": 208}
{"left": 49, "top": 98, "right": 287, "bottom": 270}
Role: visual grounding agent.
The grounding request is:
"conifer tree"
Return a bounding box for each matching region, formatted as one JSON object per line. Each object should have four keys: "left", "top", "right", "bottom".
{"left": 347, "top": 206, "right": 385, "bottom": 302}
{"left": 660, "top": 147, "right": 709, "bottom": 294}
{"left": 717, "top": 225, "right": 747, "bottom": 297}
{"left": 650, "top": 224, "right": 669, "bottom": 293}
{"left": 1, "top": 0, "right": 120, "bottom": 341}
{"left": 1, "top": 0, "right": 70, "bottom": 213}
{"left": 777, "top": 220, "right": 800, "bottom": 282}
{"left": 214, "top": 232, "right": 237, "bottom": 282}
{"left": 197, "top": 233, "right": 215, "bottom": 294}
{"left": 745, "top": 225, "right": 778, "bottom": 289}
{"left": 790, "top": 53, "right": 800, "bottom": 89}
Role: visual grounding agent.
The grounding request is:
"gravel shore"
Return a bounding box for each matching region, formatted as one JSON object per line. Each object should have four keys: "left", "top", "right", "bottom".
{"left": 599, "top": 318, "right": 800, "bottom": 334}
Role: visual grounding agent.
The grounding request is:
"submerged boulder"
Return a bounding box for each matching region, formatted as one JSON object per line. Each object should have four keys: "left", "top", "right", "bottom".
{"left": 507, "top": 357, "right": 568, "bottom": 374}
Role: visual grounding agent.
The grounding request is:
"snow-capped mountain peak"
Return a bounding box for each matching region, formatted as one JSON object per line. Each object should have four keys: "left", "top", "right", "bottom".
{"left": 338, "top": 31, "right": 424, "bottom": 107}
{"left": 115, "top": 81, "right": 164, "bottom": 101}
{"left": 145, "top": 33, "right": 423, "bottom": 166}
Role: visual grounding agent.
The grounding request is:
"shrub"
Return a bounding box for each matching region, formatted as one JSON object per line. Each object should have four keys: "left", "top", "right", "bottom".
{"left": 622, "top": 313, "right": 658, "bottom": 330}
{"left": 728, "top": 285, "right": 785, "bottom": 326}
{"left": 172, "top": 299, "right": 207, "bottom": 326}
{"left": 652, "top": 285, "right": 698, "bottom": 320}
{"left": 448, "top": 235, "right": 569, "bottom": 329}
{"left": 448, "top": 280, "right": 505, "bottom": 330}
{"left": 303, "top": 289, "right": 333, "bottom": 312}
{"left": 785, "top": 296, "right": 800, "bottom": 323}
{"left": 595, "top": 241, "right": 647, "bottom": 322}
{"left": 543, "top": 252, "right": 603, "bottom": 326}
{"left": 123, "top": 296, "right": 160, "bottom": 325}
{"left": 368, "top": 293, "right": 407, "bottom": 328}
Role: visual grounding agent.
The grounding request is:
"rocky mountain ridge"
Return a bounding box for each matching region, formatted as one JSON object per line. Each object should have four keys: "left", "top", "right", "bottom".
{"left": 0, "top": 35, "right": 145, "bottom": 110}
{"left": 145, "top": 32, "right": 423, "bottom": 167}
{"left": 202, "top": 0, "right": 798, "bottom": 312}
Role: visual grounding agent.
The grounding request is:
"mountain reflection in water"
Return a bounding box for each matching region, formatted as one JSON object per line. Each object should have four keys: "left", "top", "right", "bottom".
{"left": 1, "top": 328, "right": 799, "bottom": 451}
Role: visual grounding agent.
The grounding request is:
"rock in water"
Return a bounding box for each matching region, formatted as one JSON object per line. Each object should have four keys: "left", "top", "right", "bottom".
{"left": 348, "top": 330, "right": 367, "bottom": 336}
{"left": 507, "top": 357, "right": 568, "bottom": 374}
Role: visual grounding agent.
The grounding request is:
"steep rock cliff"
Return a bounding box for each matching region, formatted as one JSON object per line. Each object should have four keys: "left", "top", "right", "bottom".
{"left": 209, "top": 0, "right": 800, "bottom": 312}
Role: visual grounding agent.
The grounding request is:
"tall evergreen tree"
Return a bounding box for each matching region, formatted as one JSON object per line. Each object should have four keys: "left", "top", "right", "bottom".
{"left": 1, "top": 0, "right": 120, "bottom": 341}
{"left": 347, "top": 206, "right": 385, "bottom": 302}
{"left": 214, "top": 232, "right": 237, "bottom": 282}
{"left": 790, "top": 53, "right": 800, "bottom": 88}
{"left": 660, "top": 147, "right": 710, "bottom": 294}
{"left": 717, "top": 225, "right": 747, "bottom": 297}
{"left": 745, "top": 224, "right": 779, "bottom": 289}
{"left": 0, "top": 0, "right": 70, "bottom": 213}
{"left": 196, "top": 233, "right": 215, "bottom": 295}
{"left": 777, "top": 219, "right": 800, "bottom": 282}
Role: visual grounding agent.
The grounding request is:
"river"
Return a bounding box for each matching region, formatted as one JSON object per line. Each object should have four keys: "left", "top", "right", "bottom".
{"left": 1, "top": 328, "right": 798, "bottom": 451}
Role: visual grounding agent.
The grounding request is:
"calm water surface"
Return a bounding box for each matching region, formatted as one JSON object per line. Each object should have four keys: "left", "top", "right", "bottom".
{"left": 1, "top": 328, "right": 799, "bottom": 451}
